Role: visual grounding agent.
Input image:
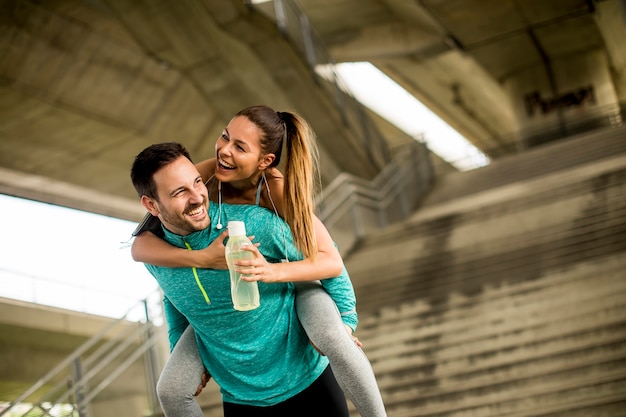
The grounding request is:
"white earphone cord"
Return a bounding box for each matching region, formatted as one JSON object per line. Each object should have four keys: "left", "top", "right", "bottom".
{"left": 216, "top": 180, "right": 223, "bottom": 230}
{"left": 263, "top": 173, "right": 289, "bottom": 262}
{"left": 212, "top": 173, "right": 287, "bottom": 260}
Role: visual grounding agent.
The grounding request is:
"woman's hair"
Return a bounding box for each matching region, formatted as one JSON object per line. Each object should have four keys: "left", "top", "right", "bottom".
{"left": 235, "top": 105, "right": 320, "bottom": 261}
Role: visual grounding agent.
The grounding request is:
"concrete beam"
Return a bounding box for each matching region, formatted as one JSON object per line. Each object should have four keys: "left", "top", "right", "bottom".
{"left": 327, "top": 23, "right": 444, "bottom": 61}
{"left": 0, "top": 167, "right": 144, "bottom": 222}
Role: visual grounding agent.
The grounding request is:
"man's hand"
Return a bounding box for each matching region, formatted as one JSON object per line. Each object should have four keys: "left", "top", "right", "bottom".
{"left": 309, "top": 339, "right": 325, "bottom": 356}
{"left": 197, "top": 230, "right": 229, "bottom": 269}
{"left": 345, "top": 325, "right": 363, "bottom": 348}
{"left": 194, "top": 370, "right": 210, "bottom": 396}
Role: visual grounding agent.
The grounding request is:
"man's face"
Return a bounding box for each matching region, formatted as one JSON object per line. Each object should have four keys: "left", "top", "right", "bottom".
{"left": 141, "top": 156, "right": 210, "bottom": 236}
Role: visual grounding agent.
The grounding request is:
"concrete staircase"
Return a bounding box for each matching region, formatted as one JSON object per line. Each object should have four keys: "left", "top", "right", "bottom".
{"left": 345, "top": 127, "right": 626, "bottom": 416}
{"left": 356, "top": 255, "right": 625, "bottom": 416}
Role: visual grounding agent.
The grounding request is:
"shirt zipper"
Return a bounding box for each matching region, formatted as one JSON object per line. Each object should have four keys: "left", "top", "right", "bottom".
{"left": 184, "top": 241, "right": 210, "bottom": 304}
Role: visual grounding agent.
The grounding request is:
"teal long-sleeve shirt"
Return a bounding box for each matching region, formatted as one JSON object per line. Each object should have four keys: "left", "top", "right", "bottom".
{"left": 145, "top": 202, "right": 357, "bottom": 406}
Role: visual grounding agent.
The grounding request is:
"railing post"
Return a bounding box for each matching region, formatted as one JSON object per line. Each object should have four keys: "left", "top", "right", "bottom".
{"left": 396, "top": 170, "right": 410, "bottom": 220}
{"left": 143, "top": 299, "right": 160, "bottom": 415}
{"left": 377, "top": 200, "right": 387, "bottom": 230}
{"left": 71, "top": 358, "right": 89, "bottom": 417}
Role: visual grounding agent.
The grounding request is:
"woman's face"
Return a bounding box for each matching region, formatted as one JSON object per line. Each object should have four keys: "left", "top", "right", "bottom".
{"left": 214, "top": 115, "right": 271, "bottom": 183}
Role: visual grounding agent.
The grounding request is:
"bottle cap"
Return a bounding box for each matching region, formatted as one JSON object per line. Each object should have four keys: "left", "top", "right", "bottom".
{"left": 227, "top": 221, "right": 246, "bottom": 237}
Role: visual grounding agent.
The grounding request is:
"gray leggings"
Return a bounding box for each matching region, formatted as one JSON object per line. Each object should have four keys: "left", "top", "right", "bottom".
{"left": 156, "top": 282, "right": 387, "bottom": 417}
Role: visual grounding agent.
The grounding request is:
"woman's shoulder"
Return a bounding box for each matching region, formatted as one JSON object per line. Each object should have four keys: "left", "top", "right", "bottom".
{"left": 264, "top": 168, "right": 284, "bottom": 193}
{"left": 263, "top": 168, "right": 286, "bottom": 215}
{"left": 265, "top": 167, "right": 284, "bottom": 182}
{"left": 195, "top": 158, "right": 217, "bottom": 181}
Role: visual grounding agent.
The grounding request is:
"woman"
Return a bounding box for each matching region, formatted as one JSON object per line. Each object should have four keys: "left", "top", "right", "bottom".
{"left": 132, "top": 105, "right": 386, "bottom": 417}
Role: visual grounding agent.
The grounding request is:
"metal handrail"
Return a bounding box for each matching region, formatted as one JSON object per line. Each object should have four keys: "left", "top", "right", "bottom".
{"left": 81, "top": 325, "right": 165, "bottom": 406}
{"left": 30, "top": 324, "right": 164, "bottom": 417}
{"left": 315, "top": 140, "right": 435, "bottom": 255}
{"left": 0, "top": 291, "right": 164, "bottom": 417}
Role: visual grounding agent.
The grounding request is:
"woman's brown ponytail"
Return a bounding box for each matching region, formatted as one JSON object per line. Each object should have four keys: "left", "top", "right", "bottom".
{"left": 281, "top": 111, "right": 320, "bottom": 261}
{"left": 235, "top": 105, "right": 320, "bottom": 261}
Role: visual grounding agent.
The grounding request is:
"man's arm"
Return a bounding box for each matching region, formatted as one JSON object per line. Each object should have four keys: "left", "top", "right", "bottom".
{"left": 162, "top": 294, "right": 190, "bottom": 351}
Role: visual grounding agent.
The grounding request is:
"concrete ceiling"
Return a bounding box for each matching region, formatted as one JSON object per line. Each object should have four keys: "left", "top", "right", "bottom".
{"left": 0, "top": 0, "right": 624, "bottom": 221}
{"left": 294, "top": 0, "right": 626, "bottom": 150}
{"left": 0, "top": 0, "right": 389, "bottom": 221}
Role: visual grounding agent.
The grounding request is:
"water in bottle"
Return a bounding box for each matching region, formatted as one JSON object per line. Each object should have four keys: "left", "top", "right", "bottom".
{"left": 225, "top": 221, "right": 260, "bottom": 311}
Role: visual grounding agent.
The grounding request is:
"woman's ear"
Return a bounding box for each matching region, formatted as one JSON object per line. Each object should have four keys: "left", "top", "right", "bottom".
{"left": 141, "top": 195, "right": 160, "bottom": 217}
{"left": 258, "top": 153, "right": 276, "bottom": 171}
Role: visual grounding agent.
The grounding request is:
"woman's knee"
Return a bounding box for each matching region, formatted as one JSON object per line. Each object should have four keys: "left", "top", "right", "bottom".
{"left": 157, "top": 371, "right": 194, "bottom": 404}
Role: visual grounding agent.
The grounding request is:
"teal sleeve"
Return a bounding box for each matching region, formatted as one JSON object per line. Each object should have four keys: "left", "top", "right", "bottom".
{"left": 162, "top": 293, "right": 189, "bottom": 352}
{"left": 320, "top": 266, "right": 359, "bottom": 331}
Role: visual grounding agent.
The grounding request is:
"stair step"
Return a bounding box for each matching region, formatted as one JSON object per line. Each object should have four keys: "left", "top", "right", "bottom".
{"left": 361, "top": 278, "right": 626, "bottom": 358}
{"left": 388, "top": 376, "right": 626, "bottom": 417}
{"left": 422, "top": 125, "right": 626, "bottom": 206}
{"left": 351, "top": 221, "right": 626, "bottom": 313}
{"left": 358, "top": 254, "right": 626, "bottom": 327}
{"left": 375, "top": 340, "right": 626, "bottom": 394}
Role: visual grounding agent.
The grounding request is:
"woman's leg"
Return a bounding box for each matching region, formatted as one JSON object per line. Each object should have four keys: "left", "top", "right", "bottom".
{"left": 294, "top": 282, "right": 387, "bottom": 417}
{"left": 156, "top": 325, "right": 208, "bottom": 417}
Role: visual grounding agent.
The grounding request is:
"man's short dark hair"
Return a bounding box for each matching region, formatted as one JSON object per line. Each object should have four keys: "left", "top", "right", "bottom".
{"left": 131, "top": 142, "right": 192, "bottom": 200}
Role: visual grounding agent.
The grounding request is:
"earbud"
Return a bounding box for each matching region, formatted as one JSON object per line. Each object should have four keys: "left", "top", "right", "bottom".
{"left": 216, "top": 223, "right": 223, "bottom": 230}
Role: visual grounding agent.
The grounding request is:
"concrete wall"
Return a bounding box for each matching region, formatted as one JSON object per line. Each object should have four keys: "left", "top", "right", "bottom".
{"left": 505, "top": 49, "right": 619, "bottom": 144}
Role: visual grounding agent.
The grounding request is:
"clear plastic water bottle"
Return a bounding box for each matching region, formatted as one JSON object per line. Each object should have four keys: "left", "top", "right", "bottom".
{"left": 225, "top": 221, "right": 260, "bottom": 311}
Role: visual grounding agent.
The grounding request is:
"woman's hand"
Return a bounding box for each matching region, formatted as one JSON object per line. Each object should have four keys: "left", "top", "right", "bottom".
{"left": 194, "top": 369, "right": 210, "bottom": 396}
{"left": 236, "top": 244, "right": 282, "bottom": 283}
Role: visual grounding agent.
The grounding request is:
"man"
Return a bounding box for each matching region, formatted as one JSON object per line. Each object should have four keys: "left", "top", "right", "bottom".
{"left": 130, "top": 142, "right": 349, "bottom": 416}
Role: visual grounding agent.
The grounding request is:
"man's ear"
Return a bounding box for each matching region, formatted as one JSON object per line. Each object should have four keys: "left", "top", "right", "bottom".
{"left": 141, "top": 195, "right": 160, "bottom": 217}
{"left": 258, "top": 153, "right": 275, "bottom": 171}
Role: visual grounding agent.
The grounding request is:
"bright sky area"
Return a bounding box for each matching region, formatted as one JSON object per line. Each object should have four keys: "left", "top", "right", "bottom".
{"left": 0, "top": 195, "right": 159, "bottom": 320}
{"left": 0, "top": 63, "right": 487, "bottom": 319}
